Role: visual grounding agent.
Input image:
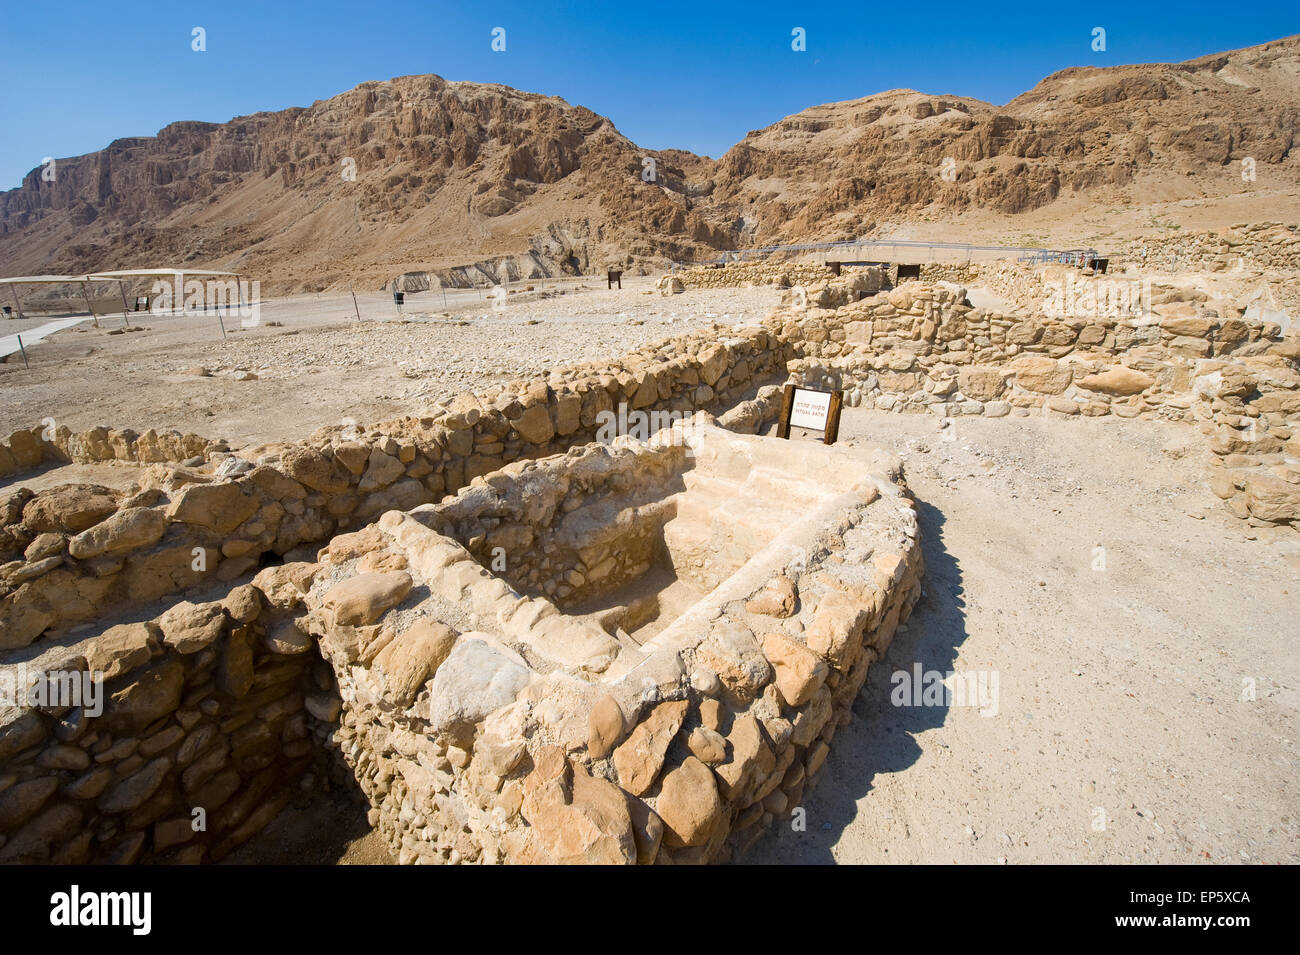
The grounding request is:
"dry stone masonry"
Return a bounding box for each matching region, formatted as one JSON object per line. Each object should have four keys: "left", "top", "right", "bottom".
{"left": 2, "top": 260, "right": 1296, "bottom": 864}
{"left": 779, "top": 282, "right": 1299, "bottom": 527}
{"left": 293, "top": 418, "right": 921, "bottom": 864}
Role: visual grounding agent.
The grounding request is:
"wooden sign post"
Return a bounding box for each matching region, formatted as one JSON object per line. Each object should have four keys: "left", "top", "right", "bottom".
{"left": 777, "top": 384, "right": 842, "bottom": 445}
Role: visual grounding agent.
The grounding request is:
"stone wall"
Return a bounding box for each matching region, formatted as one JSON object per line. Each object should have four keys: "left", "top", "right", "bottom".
{"left": 0, "top": 580, "right": 317, "bottom": 863}
{"left": 0, "top": 424, "right": 217, "bottom": 481}
{"left": 675, "top": 261, "right": 835, "bottom": 289}
{"left": 778, "top": 282, "right": 1300, "bottom": 526}
{"left": 1117, "top": 222, "right": 1300, "bottom": 274}
{"left": 275, "top": 419, "right": 923, "bottom": 864}
{"left": 1, "top": 327, "right": 793, "bottom": 650}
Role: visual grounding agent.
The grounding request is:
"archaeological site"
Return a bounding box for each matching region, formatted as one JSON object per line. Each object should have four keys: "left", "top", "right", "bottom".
{"left": 0, "top": 8, "right": 1295, "bottom": 904}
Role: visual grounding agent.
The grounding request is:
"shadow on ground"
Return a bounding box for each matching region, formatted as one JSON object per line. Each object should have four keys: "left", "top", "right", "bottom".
{"left": 221, "top": 778, "right": 391, "bottom": 865}
{"left": 743, "top": 496, "right": 968, "bottom": 863}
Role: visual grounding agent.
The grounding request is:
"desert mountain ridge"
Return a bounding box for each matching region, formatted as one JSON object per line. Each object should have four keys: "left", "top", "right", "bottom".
{"left": 1, "top": 34, "right": 1297, "bottom": 293}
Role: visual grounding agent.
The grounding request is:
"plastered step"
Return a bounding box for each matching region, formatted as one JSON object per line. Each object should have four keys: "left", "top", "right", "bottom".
{"left": 667, "top": 487, "right": 790, "bottom": 544}
{"left": 742, "top": 466, "right": 836, "bottom": 504}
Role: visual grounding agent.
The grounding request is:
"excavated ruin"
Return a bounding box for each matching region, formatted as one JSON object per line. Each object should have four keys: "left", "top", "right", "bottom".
{"left": 1, "top": 267, "right": 1296, "bottom": 864}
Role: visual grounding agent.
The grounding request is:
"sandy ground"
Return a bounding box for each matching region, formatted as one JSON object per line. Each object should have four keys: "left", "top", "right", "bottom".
{"left": 749, "top": 409, "right": 1299, "bottom": 864}
{"left": 0, "top": 277, "right": 776, "bottom": 454}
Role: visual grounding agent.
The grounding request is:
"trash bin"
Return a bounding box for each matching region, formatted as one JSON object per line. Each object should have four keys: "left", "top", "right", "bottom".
{"left": 393, "top": 291, "right": 405, "bottom": 305}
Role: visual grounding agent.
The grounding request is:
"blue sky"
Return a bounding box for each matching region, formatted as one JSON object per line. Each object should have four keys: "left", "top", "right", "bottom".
{"left": 0, "top": 0, "right": 1295, "bottom": 189}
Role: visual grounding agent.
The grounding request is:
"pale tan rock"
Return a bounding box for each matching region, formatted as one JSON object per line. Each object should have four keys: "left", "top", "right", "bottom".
{"left": 762, "top": 632, "right": 829, "bottom": 706}
{"left": 657, "top": 756, "right": 723, "bottom": 848}
{"left": 22, "top": 485, "right": 118, "bottom": 534}
{"left": 745, "top": 575, "right": 797, "bottom": 617}
{"left": 958, "top": 366, "right": 1008, "bottom": 401}
{"left": 686, "top": 726, "right": 727, "bottom": 765}
{"left": 84, "top": 622, "right": 159, "bottom": 680}
{"left": 221, "top": 583, "right": 262, "bottom": 623}
{"left": 713, "top": 713, "right": 774, "bottom": 801}
{"left": 166, "top": 481, "right": 259, "bottom": 533}
{"left": 251, "top": 561, "right": 319, "bottom": 610}
{"left": 694, "top": 620, "right": 772, "bottom": 706}
{"left": 804, "top": 592, "right": 869, "bottom": 669}
{"left": 1010, "top": 355, "right": 1072, "bottom": 394}
{"left": 521, "top": 748, "right": 636, "bottom": 865}
{"left": 612, "top": 700, "right": 687, "bottom": 796}
{"left": 1077, "top": 367, "right": 1155, "bottom": 396}
{"left": 372, "top": 619, "right": 458, "bottom": 705}
{"left": 157, "top": 600, "right": 226, "bottom": 654}
{"left": 512, "top": 404, "right": 555, "bottom": 445}
{"left": 587, "top": 694, "right": 626, "bottom": 759}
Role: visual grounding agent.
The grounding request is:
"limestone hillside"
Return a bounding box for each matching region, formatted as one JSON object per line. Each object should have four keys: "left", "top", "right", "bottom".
{"left": 1, "top": 35, "right": 1296, "bottom": 292}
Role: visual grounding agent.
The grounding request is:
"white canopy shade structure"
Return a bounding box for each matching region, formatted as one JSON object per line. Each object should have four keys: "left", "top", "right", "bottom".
{"left": 87, "top": 268, "right": 250, "bottom": 317}
{"left": 87, "top": 267, "right": 246, "bottom": 280}
{"left": 0, "top": 274, "right": 103, "bottom": 325}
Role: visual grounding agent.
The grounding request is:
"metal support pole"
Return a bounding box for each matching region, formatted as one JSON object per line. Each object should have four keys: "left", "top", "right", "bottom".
{"left": 117, "top": 280, "right": 131, "bottom": 325}
{"left": 79, "top": 282, "right": 99, "bottom": 328}
{"left": 9, "top": 284, "right": 24, "bottom": 320}
{"left": 350, "top": 284, "right": 362, "bottom": 322}
{"left": 17, "top": 334, "right": 28, "bottom": 369}
{"left": 217, "top": 312, "right": 227, "bottom": 340}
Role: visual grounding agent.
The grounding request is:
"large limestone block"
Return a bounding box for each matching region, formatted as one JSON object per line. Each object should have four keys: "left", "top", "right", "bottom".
{"left": 156, "top": 600, "right": 226, "bottom": 654}
{"left": 425, "top": 638, "right": 530, "bottom": 743}
{"left": 512, "top": 404, "right": 555, "bottom": 445}
{"left": 166, "top": 481, "right": 260, "bottom": 533}
{"left": 1244, "top": 473, "right": 1300, "bottom": 522}
{"left": 806, "top": 589, "right": 872, "bottom": 669}
{"left": 762, "top": 632, "right": 829, "bottom": 706}
{"left": 1076, "top": 367, "right": 1155, "bottom": 396}
{"left": 320, "top": 571, "right": 412, "bottom": 626}
{"left": 957, "top": 367, "right": 1008, "bottom": 401}
{"left": 22, "top": 485, "right": 118, "bottom": 533}
{"left": 698, "top": 344, "right": 729, "bottom": 387}
{"left": 103, "top": 660, "right": 184, "bottom": 733}
{"left": 85, "top": 622, "right": 159, "bottom": 680}
{"left": 1010, "top": 355, "right": 1072, "bottom": 394}
{"left": 280, "top": 447, "right": 350, "bottom": 493}
{"left": 693, "top": 620, "right": 772, "bottom": 706}
{"left": 522, "top": 748, "right": 636, "bottom": 865}
{"left": 372, "top": 618, "right": 458, "bottom": 706}
{"left": 657, "top": 756, "right": 723, "bottom": 848}
{"left": 68, "top": 507, "right": 167, "bottom": 559}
